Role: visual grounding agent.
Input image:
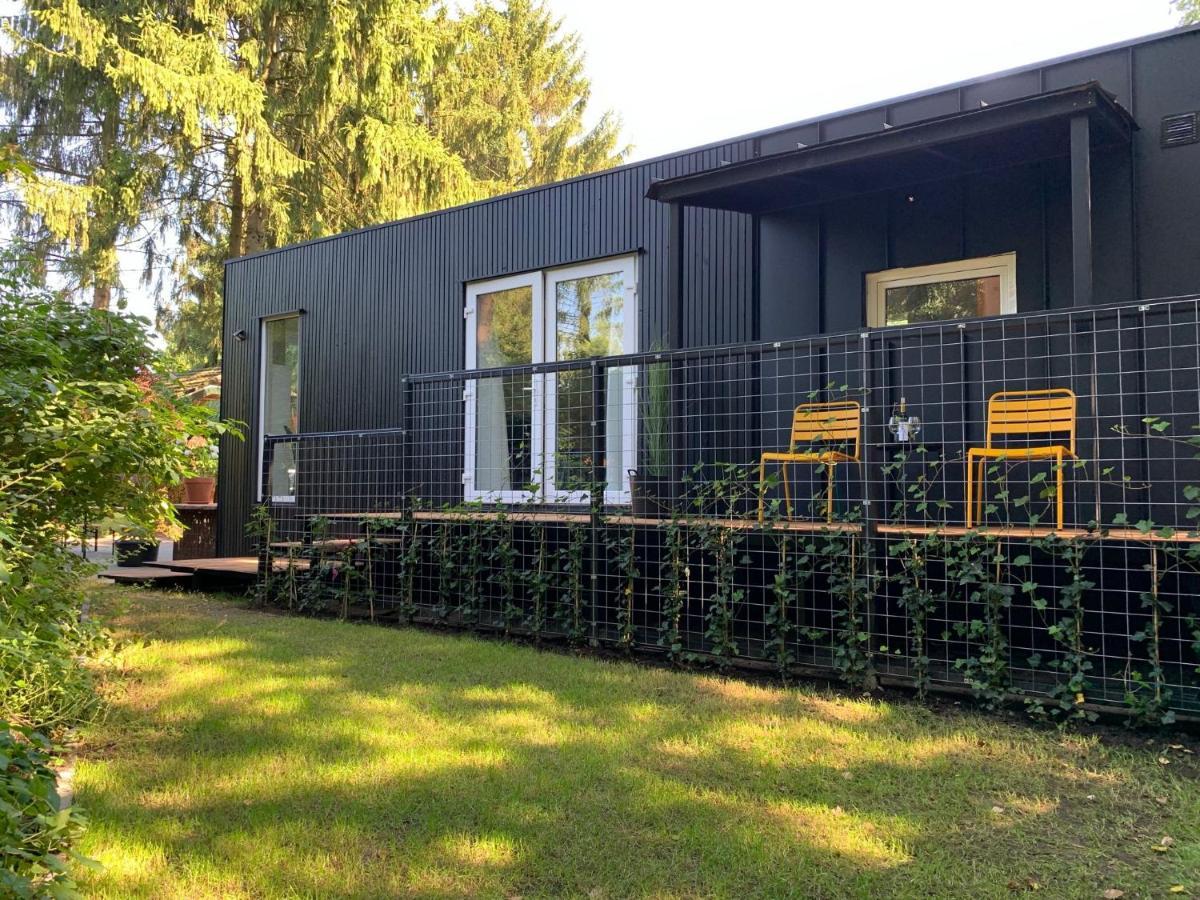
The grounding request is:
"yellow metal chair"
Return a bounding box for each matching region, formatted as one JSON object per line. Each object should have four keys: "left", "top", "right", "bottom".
{"left": 758, "top": 401, "right": 861, "bottom": 522}
{"left": 965, "top": 388, "right": 1077, "bottom": 530}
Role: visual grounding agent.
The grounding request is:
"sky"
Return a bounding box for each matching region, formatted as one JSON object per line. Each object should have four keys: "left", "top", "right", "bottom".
{"left": 556, "top": 0, "right": 1182, "bottom": 162}
{"left": 8, "top": 0, "right": 1186, "bottom": 327}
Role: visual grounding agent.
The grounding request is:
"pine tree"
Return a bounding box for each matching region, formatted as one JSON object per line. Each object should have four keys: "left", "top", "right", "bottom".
{"left": 424, "top": 0, "right": 626, "bottom": 190}
{"left": 1, "top": 0, "right": 626, "bottom": 362}
{"left": 0, "top": 3, "right": 166, "bottom": 309}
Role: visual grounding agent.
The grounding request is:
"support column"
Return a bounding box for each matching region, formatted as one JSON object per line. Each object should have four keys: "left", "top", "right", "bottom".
{"left": 665, "top": 201, "right": 687, "bottom": 503}
{"left": 666, "top": 201, "right": 685, "bottom": 348}
{"left": 1070, "top": 113, "right": 1093, "bottom": 307}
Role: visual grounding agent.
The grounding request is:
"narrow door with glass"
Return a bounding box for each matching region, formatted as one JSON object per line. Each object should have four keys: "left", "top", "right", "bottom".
{"left": 259, "top": 315, "right": 300, "bottom": 502}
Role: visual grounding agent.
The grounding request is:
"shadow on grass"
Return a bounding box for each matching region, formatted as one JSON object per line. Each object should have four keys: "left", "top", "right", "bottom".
{"left": 76, "top": 591, "right": 1185, "bottom": 898}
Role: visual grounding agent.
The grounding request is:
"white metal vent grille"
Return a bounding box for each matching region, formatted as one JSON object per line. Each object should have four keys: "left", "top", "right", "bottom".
{"left": 1161, "top": 112, "right": 1198, "bottom": 148}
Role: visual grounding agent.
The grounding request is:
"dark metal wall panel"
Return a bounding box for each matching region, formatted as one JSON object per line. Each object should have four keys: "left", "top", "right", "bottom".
{"left": 220, "top": 139, "right": 757, "bottom": 553}
{"left": 961, "top": 71, "right": 1043, "bottom": 108}
{"left": 889, "top": 90, "right": 961, "bottom": 126}
{"left": 757, "top": 122, "right": 819, "bottom": 156}
{"left": 758, "top": 208, "right": 821, "bottom": 339}
{"left": 964, "top": 164, "right": 1047, "bottom": 308}
{"left": 1133, "top": 33, "right": 1200, "bottom": 300}
{"left": 1043, "top": 49, "right": 1132, "bottom": 107}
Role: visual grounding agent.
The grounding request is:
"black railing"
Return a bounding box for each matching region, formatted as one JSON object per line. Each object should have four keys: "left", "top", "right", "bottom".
{"left": 254, "top": 295, "right": 1200, "bottom": 720}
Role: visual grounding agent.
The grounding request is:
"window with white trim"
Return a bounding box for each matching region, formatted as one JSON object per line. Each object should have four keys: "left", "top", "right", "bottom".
{"left": 464, "top": 255, "right": 638, "bottom": 505}
{"left": 866, "top": 253, "right": 1017, "bottom": 328}
{"left": 258, "top": 314, "right": 300, "bottom": 502}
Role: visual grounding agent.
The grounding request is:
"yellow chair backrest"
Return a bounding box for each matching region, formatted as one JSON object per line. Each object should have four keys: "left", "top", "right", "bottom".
{"left": 985, "top": 389, "right": 1076, "bottom": 453}
{"left": 789, "top": 401, "right": 862, "bottom": 459}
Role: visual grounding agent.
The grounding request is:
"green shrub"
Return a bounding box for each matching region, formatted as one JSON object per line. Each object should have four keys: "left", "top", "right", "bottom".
{"left": 1, "top": 554, "right": 108, "bottom": 735}
{"left": 0, "top": 254, "right": 240, "bottom": 888}
{"left": 0, "top": 724, "right": 91, "bottom": 899}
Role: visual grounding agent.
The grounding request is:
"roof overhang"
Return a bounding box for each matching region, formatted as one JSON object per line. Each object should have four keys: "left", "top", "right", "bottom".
{"left": 646, "top": 82, "right": 1136, "bottom": 214}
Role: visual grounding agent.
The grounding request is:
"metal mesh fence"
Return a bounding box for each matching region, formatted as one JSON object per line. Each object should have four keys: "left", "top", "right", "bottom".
{"left": 254, "top": 296, "right": 1200, "bottom": 720}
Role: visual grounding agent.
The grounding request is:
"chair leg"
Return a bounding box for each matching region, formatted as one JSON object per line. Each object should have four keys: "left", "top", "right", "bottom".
{"left": 1055, "top": 449, "right": 1064, "bottom": 531}
{"left": 979, "top": 458, "right": 988, "bottom": 528}
{"left": 825, "top": 463, "right": 836, "bottom": 522}
{"left": 782, "top": 462, "right": 792, "bottom": 520}
{"left": 965, "top": 453, "right": 974, "bottom": 528}
{"left": 975, "top": 457, "right": 988, "bottom": 528}
{"left": 757, "top": 457, "right": 767, "bottom": 523}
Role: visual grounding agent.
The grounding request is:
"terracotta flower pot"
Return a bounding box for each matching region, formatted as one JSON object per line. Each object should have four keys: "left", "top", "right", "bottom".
{"left": 182, "top": 476, "right": 216, "bottom": 504}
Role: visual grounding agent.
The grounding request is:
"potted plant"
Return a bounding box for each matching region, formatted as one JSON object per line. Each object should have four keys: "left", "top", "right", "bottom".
{"left": 181, "top": 435, "right": 218, "bottom": 504}
{"left": 630, "top": 351, "right": 671, "bottom": 517}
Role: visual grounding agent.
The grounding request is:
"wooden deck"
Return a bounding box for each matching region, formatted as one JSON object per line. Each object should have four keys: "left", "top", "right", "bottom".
{"left": 144, "top": 557, "right": 309, "bottom": 576}
{"left": 875, "top": 523, "right": 1200, "bottom": 543}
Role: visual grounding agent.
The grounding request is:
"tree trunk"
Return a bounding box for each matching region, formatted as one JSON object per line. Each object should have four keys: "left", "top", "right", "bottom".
{"left": 228, "top": 142, "right": 245, "bottom": 261}
{"left": 91, "top": 281, "right": 111, "bottom": 311}
{"left": 89, "top": 103, "right": 120, "bottom": 311}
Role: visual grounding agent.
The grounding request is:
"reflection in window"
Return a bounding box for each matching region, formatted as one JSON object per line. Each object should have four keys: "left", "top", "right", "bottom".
{"left": 884, "top": 275, "right": 1001, "bottom": 325}
{"left": 554, "top": 272, "right": 629, "bottom": 495}
{"left": 474, "top": 286, "right": 533, "bottom": 493}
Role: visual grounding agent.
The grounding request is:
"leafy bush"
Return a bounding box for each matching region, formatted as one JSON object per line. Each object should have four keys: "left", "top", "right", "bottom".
{"left": 2, "top": 554, "right": 109, "bottom": 736}
{"left": 0, "top": 724, "right": 91, "bottom": 899}
{"left": 0, "top": 254, "right": 239, "bottom": 888}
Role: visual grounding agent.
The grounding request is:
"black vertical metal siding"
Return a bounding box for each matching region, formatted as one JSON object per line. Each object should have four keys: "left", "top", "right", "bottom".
{"left": 219, "top": 140, "right": 756, "bottom": 553}
{"left": 218, "top": 27, "right": 1200, "bottom": 555}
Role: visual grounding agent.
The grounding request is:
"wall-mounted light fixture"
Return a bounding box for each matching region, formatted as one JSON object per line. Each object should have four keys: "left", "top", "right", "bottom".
{"left": 233, "top": 329, "right": 247, "bottom": 342}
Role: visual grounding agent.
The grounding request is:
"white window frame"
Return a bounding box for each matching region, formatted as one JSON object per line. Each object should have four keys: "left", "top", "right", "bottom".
{"left": 463, "top": 272, "right": 542, "bottom": 505}
{"left": 544, "top": 256, "right": 638, "bottom": 506}
{"left": 463, "top": 255, "right": 638, "bottom": 506}
{"left": 257, "top": 313, "right": 302, "bottom": 504}
{"left": 865, "top": 252, "right": 1017, "bottom": 328}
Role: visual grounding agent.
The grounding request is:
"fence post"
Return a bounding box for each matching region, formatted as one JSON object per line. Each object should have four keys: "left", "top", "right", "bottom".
{"left": 859, "top": 331, "right": 884, "bottom": 672}
{"left": 257, "top": 439, "right": 276, "bottom": 578}
{"left": 399, "top": 376, "right": 411, "bottom": 510}
{"left": 589, "top": 360, "right": 606, "bottom": 644}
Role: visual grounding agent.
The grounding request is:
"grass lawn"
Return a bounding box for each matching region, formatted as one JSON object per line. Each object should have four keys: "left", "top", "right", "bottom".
{"left": 77, "top": 588, "right": 1199, "bottom": 898}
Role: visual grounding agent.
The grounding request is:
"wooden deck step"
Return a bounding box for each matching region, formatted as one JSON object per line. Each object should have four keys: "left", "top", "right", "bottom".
{"left": 100, "top": 566, "right": 192, "bottom": 585}
{"left": 144, "top": 556, "right": 312, "bottom": 578}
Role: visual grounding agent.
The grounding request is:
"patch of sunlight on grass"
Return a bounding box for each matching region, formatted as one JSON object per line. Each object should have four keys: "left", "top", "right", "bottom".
{"left": 460, "top": 682, "right": 562, "bottom": 707}
{"left": 799, "top": 692, "right": 890, "bottom": 724}
{"left": 636, "top": 769, "right": 914, "bottom": 869}
{"left": 88, "top": 837, "right": 166, "bottom": 884}
{"left": 762, "top": 798, "right": 915, "bottom": 868}
{"left": 440, "top": 831, "right": 519, "bottom": 868}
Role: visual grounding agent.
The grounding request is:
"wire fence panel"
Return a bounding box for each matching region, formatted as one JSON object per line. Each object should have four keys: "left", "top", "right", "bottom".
{"left": 252, "top": 296, "right": 1200, "bottom": 721}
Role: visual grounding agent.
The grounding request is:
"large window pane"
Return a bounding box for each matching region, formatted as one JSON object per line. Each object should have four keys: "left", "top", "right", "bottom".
{"left": 474, "top": 286, "right": 534, "bottom": 493}
{"left": 556, "top": 272, "right": 626, "bottom": 360}
{"left": 554, "top": 271, "right": 630, "bottom": 495}
{"left": 262, "top": 316, "right": 299, "bottom": 500}
{"left": 883, "top": 275, "right": 1001, "bottom": 325}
